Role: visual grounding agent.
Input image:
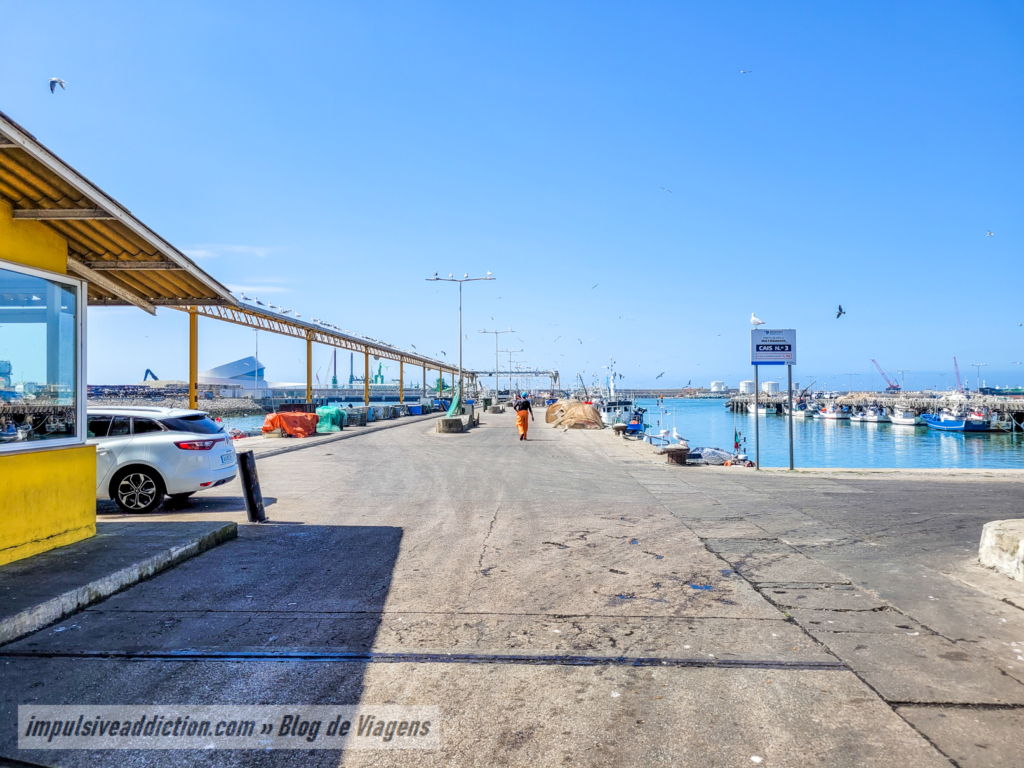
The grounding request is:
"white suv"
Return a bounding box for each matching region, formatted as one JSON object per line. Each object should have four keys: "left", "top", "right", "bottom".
{"left": 87, "top": 407, "right": 238, "bottom": 513}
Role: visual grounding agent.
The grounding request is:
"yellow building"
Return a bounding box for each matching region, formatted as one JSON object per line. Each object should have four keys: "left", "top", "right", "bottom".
{"left": 0, "top": 110, "right": 234, "bottom": 566}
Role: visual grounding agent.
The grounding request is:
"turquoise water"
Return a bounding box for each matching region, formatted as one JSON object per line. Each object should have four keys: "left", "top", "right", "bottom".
{"left": 219, "top": 415, "right": 268, "bottom": 433}
{"left": 635, "top": 398, "right": 1024, "bottom": 469}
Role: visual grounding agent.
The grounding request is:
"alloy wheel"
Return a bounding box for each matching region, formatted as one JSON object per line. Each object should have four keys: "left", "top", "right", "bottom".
{"left": 117, "top": 472, "right": 158, "bottom": 511}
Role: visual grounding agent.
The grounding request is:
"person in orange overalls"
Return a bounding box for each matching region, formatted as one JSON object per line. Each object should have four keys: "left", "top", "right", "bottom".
{"left": 514, "top": 392, "right": 534, "bottom": 440}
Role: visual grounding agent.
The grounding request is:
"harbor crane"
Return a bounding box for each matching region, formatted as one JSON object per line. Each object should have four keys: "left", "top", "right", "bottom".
{"left": 870, "top": 360, "right": 901, "bottom": 393}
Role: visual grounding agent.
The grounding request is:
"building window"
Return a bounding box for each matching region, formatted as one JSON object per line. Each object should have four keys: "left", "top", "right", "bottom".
{"left": 0, "top": 260, "right": 85, "bottom": 452}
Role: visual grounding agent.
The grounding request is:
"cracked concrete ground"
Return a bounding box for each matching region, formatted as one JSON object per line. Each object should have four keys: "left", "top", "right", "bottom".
{"left": 2, "top": 410, "right": 1024, "bottom": 766}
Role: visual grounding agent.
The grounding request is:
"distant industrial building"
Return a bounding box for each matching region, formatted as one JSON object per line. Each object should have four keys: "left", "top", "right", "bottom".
{"left": 762, "top": 381, "right": 780, "bottom": 395}
{"left": 199, "top": 356, "right": 265, "bottom": 389}
{"left": 710, "top": 381, "right": 727, "bottom": 393}
{"left": 739, "top": 380, "right": 755, "bottom": 394}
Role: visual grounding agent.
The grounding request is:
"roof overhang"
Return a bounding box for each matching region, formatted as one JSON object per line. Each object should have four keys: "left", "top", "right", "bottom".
{"left": 0, "top": 110, "right": 236, "bottom": 314}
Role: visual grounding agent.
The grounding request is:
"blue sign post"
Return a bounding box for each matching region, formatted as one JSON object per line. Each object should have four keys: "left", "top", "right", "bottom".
{"left": 750, "top": 329, "right": 797, "bottom": 470}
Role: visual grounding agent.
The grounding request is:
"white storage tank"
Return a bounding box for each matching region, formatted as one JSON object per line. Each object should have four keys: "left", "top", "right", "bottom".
{"left": 761, "top": 381, "right": 780, "bottom": 395}
{"left": 710, "top": 381, "right": 727, "bottom": 393}
{"left": 739, "top": 380, "right": 756, "bottom": 394}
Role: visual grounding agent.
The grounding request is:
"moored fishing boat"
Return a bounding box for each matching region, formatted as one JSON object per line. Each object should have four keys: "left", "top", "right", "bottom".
{"left": 921, "top": 410, "right": 989, "bottom": 432}
{"left": 851, "top": 407, "right": 890, "bottom": 423}
{"left": 816, "top": 403, "right": 850, "bottom": 420}
{"left": 890, "top": 408, "right": 924, "bottom": 426}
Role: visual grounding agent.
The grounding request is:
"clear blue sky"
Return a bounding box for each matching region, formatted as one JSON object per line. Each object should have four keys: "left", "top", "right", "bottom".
{"left": 2, "top": 1, "right": 1022, "bottom": 392}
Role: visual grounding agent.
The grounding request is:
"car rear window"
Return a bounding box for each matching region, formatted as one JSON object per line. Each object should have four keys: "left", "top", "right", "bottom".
{"left": 159, "top": 414, "right": 225, "bottom": 434}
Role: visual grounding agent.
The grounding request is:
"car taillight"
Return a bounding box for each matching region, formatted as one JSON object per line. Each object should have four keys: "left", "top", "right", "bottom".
{"left": 174, "top": 438, "right": 223, "bottom": 451}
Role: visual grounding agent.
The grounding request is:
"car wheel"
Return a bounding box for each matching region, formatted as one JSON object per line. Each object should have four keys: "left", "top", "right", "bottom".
{"left": 111, "top": 468, "right": 165, "bottom": 513}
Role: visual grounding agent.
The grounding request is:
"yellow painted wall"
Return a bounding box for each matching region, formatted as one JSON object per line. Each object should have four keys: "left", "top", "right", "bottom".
{"left": 1, "top": 198, "right": 95, "bottom": 566}
{"left": 0, "top": 446, "right": 96, "bottom": 566}
{"left": 0, "top": 199, "right": 68, "bottom": 274}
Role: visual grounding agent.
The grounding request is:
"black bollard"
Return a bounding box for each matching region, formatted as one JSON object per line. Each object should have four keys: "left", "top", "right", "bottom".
{"left": 237, "top": 450, "right": 267, "bottom": 523}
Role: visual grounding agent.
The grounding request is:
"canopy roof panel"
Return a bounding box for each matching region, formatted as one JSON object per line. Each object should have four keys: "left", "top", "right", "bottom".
{"left": 0, "top": 110, "right": 235, "bottom": 313}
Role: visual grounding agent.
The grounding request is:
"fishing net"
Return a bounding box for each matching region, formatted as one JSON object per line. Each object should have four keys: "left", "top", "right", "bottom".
{"left": 546, "top": 399, "right": 575, "bottom": 423}
{"left": 315, "top": 405, "right": 345, "bottom": 433}
{"left": 552, "top": 401, "right": 604, "bottom": 430}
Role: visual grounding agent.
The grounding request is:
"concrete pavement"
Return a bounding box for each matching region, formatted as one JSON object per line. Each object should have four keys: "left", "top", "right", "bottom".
{"left": 2, "top": 408, "right": 1024, "bottom": 765}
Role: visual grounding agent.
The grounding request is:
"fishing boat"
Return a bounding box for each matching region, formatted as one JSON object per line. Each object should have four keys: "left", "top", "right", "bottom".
{"left": 921, "top": 410, "right": 989, "bottom": 432}
{"left": 890, "top": 408, "right": 923, "bottom": 426}
{"left": 851, "top": 407, "right": 891, "bottom": 423}
{"left": 592, "top": 358, "right": 634, "bottom": 426}
{"left": 815, "top": 403, "right": 850, "bottom": 420}
{"left": 747, "top": 403, "right": 776, "bottom": 415}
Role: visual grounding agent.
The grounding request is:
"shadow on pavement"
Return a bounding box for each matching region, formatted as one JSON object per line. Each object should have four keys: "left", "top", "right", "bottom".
{"left": 0, "top": 524, "right": 404, "bottom": 767}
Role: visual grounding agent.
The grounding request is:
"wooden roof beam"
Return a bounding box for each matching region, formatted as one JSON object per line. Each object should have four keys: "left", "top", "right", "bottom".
{"left": 67, "top": 257, "right": 156, "bottom": 315}
{"left": 82, "top": 260, "right": 183, "bottom": 270}
{"left": 13, "top": 208, "right": 115, "bottom": 220}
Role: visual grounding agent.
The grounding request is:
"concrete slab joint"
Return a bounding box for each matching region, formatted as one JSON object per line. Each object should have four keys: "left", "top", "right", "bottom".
{"left": 979, "top": 519, "right": 1024, "bottom": 582}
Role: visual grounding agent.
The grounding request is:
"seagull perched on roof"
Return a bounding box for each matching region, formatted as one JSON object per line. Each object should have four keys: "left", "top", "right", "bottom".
{"left": 255, "top": 299, "right": 265, "bottom": 307}
{"left": 751, "top": 313, "right": 765, "bottom": 327}
{"left": 280, "top": 309, "right": 292, "bottom": 316}
{"left": 239, "top": 293, "right": 249, "bottom": 300}
{"left": 836, "top": 305, "right": 846, "bottom": 319}
{"left": 49, "top": 78, "right": 66, "bottom": 93}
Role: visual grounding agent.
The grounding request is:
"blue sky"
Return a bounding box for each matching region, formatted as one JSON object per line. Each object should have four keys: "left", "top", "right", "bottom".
{"left": 2, "top": 1, "right": 1022, "bottom": 392}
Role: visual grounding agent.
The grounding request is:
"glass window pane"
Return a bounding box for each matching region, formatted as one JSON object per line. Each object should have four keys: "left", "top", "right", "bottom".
{"left": 108, "top": 416, "right": 131, "bottom": 437}
{"left": 0, "top": 265, "right": 79, "bottom": 445}
{"left": 132, "top": 418, "right": 163, "bottom": 434}
{"left": 87, "top": 415, "right": 113, "bottom": 438}
{"left": 160, "top": 415, "right": 224, "bottom": 434}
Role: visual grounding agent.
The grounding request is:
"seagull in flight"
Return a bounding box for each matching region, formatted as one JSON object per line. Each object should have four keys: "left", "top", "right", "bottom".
{"left": 411, "top": 344, "right": 417, "bottom": 349}
{"left": 578, "top": 338, "right": 583, "bottom": 344}
{"left": 439, "top": 351, "right": 446, "bottom": 356}
{"left": 986, "top": 230, "right": 994, "bottom": 237}
{"left": 739, "top": 70, "right": 752, "bottom": 74}
{"left": 486, "top": 271, "right": 493, "bottom": 276}
{"left": 553, "top": 336, "right": 561, "bottom": 342}
{"left": 656, "top": 372, "right": 665, "bottom": 379}
{"left": 591, "top": 284, "right": 599, "bottom": 289}
{"left": 660, "top": 187, "right": 672, "bottom": 193}
{"left": 751, "top": 313, "right": 765, "bottom": 327}
{"left": 49, "top": 78, "right": 67, "bottom": 93}
{"left": 836, "top": 304, "right": 846, "bottom": 319}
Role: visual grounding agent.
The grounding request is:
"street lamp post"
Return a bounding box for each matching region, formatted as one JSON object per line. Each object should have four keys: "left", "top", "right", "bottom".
{"left": 479, "top": 327, "right": 515, "bottom": 400}
{"left": 500, "top": 349, "right": 523, "bottom": 396}
{"left": 427, "top": 272, "right": 495, "bottom": 402}
{"left": 971, "top": 363, "right": 986, "bottom": 392}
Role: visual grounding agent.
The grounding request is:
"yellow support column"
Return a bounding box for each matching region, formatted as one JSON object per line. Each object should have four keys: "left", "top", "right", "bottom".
{"left": 188, "top": 308, "right": 198, "bottom": 410}
{"left": 306, "top": 333, "right": 313, "bottom": 404}
{"left": 364, "top": 352, "right": 370, "bottom": 406}
{"left": 399, "top": 360, "right": 404, "bottom": 403}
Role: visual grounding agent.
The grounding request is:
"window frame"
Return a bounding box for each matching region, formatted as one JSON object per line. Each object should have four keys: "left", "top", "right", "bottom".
{"left": 0, "top": 258, "right": 87, "bottom": 455}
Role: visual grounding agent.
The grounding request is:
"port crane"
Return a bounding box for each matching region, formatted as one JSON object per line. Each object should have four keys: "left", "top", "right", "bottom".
{"left": 870, "top": 360, "right": 901, "bottom": 393}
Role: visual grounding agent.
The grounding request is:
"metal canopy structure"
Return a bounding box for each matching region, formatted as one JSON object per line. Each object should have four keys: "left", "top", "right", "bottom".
{"left": 188, "top": 302, "right": 457, "bottom": 374}
{"left": 0, "top": 110, "right": 235, "bottom": 315}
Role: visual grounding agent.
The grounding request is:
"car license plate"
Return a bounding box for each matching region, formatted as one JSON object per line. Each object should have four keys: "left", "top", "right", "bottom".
{"left": 221, "top": 452, "right": 235, "bottom": 465}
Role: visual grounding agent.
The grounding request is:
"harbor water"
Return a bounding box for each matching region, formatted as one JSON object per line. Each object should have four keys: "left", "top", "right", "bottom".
{"left": 636, "top": 398, "right": 1024, "bottom": 470}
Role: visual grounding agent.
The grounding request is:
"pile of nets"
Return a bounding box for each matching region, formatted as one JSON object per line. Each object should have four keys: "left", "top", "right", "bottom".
{"left": 686, "top": 447, "right": 733, "bottom": 465}
{"left": 549, "top": 399, "right": 604, "bottom": 430}
{"left": 315, "top": 405, "right": 346, "bottom": 433}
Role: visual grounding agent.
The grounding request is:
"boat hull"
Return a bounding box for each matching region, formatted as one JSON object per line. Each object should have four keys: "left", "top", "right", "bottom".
{"left": 921, "top": 414, "right": 989, "bottom": 432}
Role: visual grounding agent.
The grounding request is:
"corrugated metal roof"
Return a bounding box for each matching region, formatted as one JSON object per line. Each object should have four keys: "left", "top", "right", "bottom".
{"left": 0, "top": 109, "right": 235, "bottom": 312}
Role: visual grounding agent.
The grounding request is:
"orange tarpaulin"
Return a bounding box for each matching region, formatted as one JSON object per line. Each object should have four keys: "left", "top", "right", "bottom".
{"left": 262, "top": 412, "right": 320, "bottom": 438}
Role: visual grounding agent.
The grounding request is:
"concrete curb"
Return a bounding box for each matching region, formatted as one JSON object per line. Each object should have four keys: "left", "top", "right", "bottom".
{"left": 247, "top": 412, "right": 443, "bottom": 460}
{"left": 0, "top": 522, "right": 237, "bottom": 647}
{"left": 979, "top": 519, "right": 1024, "bottom": 582}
